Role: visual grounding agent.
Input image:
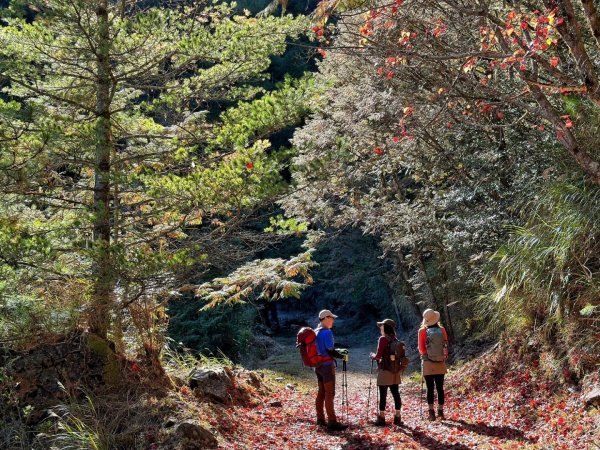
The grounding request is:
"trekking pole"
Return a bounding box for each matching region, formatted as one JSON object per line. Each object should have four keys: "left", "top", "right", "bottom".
{"left": 420, "top": 367, "right": 424, "bottom": 419}
{"left": 342, "top": 357, "right": 349, "bottom": 422}
{"left": 366, "top": 359, "right": 374, "bottom": 420}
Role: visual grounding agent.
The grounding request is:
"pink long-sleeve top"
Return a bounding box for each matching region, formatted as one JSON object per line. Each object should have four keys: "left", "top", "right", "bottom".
{"left": 419, "top": 326, "right": 448, "bottom": 355}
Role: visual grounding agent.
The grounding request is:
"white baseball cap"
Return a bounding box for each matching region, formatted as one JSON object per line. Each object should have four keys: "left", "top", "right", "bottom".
{"left": 318, "top": 309, "right": 338, "bottom": 320}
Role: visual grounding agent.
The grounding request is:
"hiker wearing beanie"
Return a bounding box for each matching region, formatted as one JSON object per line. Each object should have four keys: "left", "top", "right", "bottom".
{"left": 370, "top": 318, "right": 404, "bottom": 426}
{"left": 314, "top": 309, "right": 348, "bottom": 431}
{"left": 419, "top": 308, "right": 448, "bottom": 421}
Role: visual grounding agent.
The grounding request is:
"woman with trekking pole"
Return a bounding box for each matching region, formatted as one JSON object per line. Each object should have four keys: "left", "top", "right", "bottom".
{"left": 419, "top": 309, "right": 449, "bottom": 421}
{"left": 369, "top": 318, "right": 404, "bottom": 426}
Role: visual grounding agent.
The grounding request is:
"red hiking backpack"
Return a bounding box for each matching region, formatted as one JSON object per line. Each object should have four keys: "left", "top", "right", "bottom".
{"left": 296, "top": 327, "right": 333, "bottom": 367}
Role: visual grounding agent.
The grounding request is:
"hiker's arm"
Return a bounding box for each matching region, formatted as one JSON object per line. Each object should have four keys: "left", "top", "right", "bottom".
{"left": 418, "top": 328, "right": 427, "bottom": 355}
{"left": 442, "top": 326, "right": 449, "bottom": 359}
{"left": 370, "top": 336, "right": 387, "bottom": 361}
{"left": 319, "top": 329, "right": 344, "bottom": 358}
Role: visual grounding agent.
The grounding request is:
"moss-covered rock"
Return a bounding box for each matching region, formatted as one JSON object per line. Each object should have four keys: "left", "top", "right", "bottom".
{"left": 85, "top": 333, "right": 121, "bottom": 386}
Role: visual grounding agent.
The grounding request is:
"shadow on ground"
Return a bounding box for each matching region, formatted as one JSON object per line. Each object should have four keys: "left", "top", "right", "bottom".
{"left": 442, "top": 419, "right": 531, "bottom": 442}
{"left": 396, "top": 425, "right": 471, "bottom": 450}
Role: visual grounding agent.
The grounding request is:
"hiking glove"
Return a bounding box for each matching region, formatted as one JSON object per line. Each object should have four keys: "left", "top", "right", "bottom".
{"left": 328, "top": 348, "right": 348, "bottom": 359}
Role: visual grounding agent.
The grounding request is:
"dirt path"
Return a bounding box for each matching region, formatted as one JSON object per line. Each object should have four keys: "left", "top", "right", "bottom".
{"left": 219, "top": 332, "right": 599, "bottom": 450}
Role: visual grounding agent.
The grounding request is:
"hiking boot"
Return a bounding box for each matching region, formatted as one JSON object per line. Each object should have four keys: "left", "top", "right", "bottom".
{"left": 374, "top": 416, "right": 386, "bottom": 427}
{"left": 316, "top": 418, "right": 326, "bottom": 426}
{"left": 326, "top": 421, "right": 348, "bottom": 431}
{"left": 437, "top": 409, "right": 445, "bottom": 420}
{"left": 393, "top": 415, "right": 402, "bottom": 426}
{"left": 427, "top": 410, "right": 436, "bottom": 421}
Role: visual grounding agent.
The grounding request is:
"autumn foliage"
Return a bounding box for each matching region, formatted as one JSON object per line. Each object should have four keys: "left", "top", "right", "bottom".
{"left": 316, "top": 0, "right": 600, "bottom": 184}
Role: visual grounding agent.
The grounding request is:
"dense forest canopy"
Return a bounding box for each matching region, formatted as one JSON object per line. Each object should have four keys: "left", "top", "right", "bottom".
{"left": 0, "top": 0, "right": 598, "bottom": 448}
{"left": 281, "top": 0, "right": 600, "bottom": 346}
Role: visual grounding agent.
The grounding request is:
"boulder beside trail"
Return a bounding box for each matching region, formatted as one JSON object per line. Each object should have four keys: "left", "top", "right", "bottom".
{"left": 583, "top": 386, "right": 600, "bottom": 408}
{"left": 189, "top": 366, "right": 270, "bottom": 405}
{"left": 176, "top": 421, "right": 218, "bottom": 449}
{"left": 189, "top": 367, "right": 233, "bottom": 403}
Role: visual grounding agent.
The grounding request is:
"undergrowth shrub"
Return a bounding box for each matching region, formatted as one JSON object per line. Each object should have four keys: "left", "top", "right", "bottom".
{"left": 483, "top": 180, "right": 600, "bottom": 375}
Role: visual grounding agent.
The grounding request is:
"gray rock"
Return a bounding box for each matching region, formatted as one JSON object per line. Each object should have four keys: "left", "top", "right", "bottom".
{"left": 583, "top": 386, "right": 600, "bottom": 408}
{"left": 189, "top": 367, "right": 233, "bottom": 403}
{"left": 176, "top": 421, "right": 218, "bottom": 449}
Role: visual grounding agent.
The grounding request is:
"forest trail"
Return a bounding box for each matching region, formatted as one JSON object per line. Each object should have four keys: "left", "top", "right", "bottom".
{"left": 216, "top": 332, "right": 599, "bottom": 450}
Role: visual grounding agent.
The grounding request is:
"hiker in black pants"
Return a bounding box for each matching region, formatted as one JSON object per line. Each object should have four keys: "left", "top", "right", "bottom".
{"left": 419, "top": 309, "right": 449, "bottom": 421}
{"left": 369, "top": 318, "right": 403, "bottom": 426}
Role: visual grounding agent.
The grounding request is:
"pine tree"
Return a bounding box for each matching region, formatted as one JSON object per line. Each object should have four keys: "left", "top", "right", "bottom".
{"left": 0, "top": 0, "right": 308, "bottom": 344}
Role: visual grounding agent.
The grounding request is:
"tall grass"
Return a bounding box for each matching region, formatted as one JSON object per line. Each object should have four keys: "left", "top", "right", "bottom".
{"left": 484, "top": 180, "right": 600, "bottom": 352}
{"left": 39, "top": 383, "right": 117, "bottom": 450}
{"left": 161, "top": 337, "right": 234, "bottom": 381}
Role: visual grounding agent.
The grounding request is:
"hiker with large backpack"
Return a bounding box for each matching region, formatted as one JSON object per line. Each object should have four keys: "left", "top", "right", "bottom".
{"left": 297, "top": 309, "right": 348, "bottom": 431}
{"left": 419, "top": 308, "right": 449, "bottom": 421}
{"left": 369, "top": 318, "right": 408, "bottom": 426}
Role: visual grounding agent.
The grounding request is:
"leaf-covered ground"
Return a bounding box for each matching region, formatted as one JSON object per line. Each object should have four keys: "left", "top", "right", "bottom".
{"left": 209, "top": 353, "right": 599, "bottom": 450}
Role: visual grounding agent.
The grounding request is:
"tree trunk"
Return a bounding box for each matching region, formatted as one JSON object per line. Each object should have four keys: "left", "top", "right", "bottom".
{"left": 90, "top": 0, "right": 113, "bottom": 339}
{"left": 440, "top": 265, "right": 456, "bottom": 344}
{"left": 382, "top": 273, "right": 403, "bottom": 330}
{"left": 547, "top": 0, "right": 600, "bottom": 104}
{"left": 528, "top": 83, "right": 600, "bottom": 185}
{"left": 580, "top": 0, "right": 600, "bottom": 48}
{"left": 415, "top": 252, "right": 456, "bottom": 341}
{"left": 415, "top": 252, "right": 438, "bottom": 307}
{"left": 268, "top": 303, "right": 280, "bottom": 332}
{"left": 393, "top": 252, "right": 422, "bottom": 321}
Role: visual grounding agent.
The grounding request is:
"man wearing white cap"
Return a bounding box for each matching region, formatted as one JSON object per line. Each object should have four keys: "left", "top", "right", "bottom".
{"left": 314, "top": 309, "right": 348, "bottom": 431}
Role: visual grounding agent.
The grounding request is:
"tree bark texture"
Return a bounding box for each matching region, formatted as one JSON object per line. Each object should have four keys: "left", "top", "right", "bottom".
{"left": 90, "top": 0, "right": 114, "bottom": 339}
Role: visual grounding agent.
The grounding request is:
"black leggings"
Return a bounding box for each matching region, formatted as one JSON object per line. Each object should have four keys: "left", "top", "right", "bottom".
{"left": 424, "top": 374, "right": 445, "bottom": 405}
{"left": 378, "top": 384, "right": 401, "bottom": 411}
